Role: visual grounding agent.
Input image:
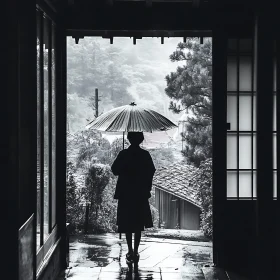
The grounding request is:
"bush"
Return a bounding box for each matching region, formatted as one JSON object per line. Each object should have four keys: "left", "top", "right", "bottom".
{"left": 190, "top": 158, "right": 212, "bottom": 238}
{"left": 150, "top": 204, "right": 159, "bottom": 229}
{"left": 66, "top": 162, "right": 85, "bottom": 233}
{"left": 83, "top": 164, "right": 111, "bottom": 232}
{"left": 89, "top": 177, "right": 118, "bottom": 233}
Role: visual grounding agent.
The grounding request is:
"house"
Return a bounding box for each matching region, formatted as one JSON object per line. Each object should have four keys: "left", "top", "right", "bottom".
{"left": 153, "top": 163, "right": 201, "bottom": 230}
{"left": 7, "top": 1, "right": 279, "bottom": 279}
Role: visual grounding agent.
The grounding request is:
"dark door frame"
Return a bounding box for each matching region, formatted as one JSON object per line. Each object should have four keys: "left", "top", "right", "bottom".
{"left": 64, "top": 28, "right": 226, "bottom": 265}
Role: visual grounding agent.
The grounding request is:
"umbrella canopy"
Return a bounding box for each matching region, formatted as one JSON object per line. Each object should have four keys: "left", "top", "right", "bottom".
{"left": 86, "top": 102, "right": 177, "bottom": 133}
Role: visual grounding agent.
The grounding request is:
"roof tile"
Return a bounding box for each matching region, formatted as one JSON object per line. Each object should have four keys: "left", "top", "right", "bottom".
{"left": 153, "top": 163, "right": 201, "bottom": 208}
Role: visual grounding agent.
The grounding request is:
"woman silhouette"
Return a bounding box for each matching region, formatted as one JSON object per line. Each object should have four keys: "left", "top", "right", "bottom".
{"left": 111, "top": 132, "right": 156, "bottom": 266}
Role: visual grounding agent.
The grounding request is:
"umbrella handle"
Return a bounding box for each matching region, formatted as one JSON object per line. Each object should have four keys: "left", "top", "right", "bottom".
{"left": 123, "top": 132, "right": 125, "bottom": 150}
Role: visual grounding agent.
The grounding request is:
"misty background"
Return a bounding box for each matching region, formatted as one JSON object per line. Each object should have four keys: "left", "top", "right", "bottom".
{"left": 67, "top": 36, "right": 185, "bottom": 134}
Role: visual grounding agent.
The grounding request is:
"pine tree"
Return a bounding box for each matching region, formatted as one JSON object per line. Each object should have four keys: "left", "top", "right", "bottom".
{"left": 165, "top": 38, "right": 212, "bottom": 167}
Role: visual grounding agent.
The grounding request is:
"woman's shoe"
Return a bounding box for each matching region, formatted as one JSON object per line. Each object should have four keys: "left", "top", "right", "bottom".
{"left": 126, "top": 251, "right": 134, "bottom": 265}
{"left": 133, "top": 253, "right": 140, "bottom": 264}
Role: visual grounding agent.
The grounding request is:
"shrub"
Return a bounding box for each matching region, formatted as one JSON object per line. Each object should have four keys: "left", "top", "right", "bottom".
{"left": 190, "top": 158, "right": 212, "bottom": 238}
{"left": 83, "top": 164, "right": 110, "bottom": 228}
{"left": 92, "top": 177, "right": 118, "bottom": 233}
{"left": 66, "top": 162, "right": 85, "bottom": 233}
{"left": 150, "top": 204, "right": 159, "bottom": 229}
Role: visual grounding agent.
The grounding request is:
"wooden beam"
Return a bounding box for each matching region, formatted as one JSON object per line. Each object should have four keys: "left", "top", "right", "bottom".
{"left": 133, "top": 36, "right": 142, "bottom": 44}
{"left": 72, "top": 35, "right": 84, "bottom": 44}
{"left": 65, "top": 3, "right": 254, "bottom": 36}
{"left": 192, "top": 0, "right": 200, "bottom": 8}
{"left": 146, "top": 0, "right": 152, "bottom": 7}
{"left": 106, "top": 0, "right": 114, "bottom": 6}
{"left": 70, "top": 30, "right": 212, "bottom": 38}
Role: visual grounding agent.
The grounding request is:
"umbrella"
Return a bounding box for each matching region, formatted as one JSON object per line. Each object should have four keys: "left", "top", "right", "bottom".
{"left": 86, "top": 102, "right": 178, "bottom": 149}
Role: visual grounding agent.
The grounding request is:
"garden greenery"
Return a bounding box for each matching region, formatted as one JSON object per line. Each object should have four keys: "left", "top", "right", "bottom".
{"left": 190, "top": 158, "right": 212, "bottom": 238}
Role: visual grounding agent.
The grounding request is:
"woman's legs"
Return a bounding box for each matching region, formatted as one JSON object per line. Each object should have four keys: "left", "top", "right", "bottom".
{"left": 125, "top": 231, "right": 141, "bottom": 254}
{"left": 125, "top": 232, "right": 133, "bottom": 254}
{"left": 134, "top": 231, "right": 141, "bottom": 254}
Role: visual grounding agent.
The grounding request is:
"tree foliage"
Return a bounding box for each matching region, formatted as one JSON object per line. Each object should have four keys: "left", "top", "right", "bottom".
{"left": 66, "top": 162, "right": 84, "bottom": 233}
{"left": 165, "top": 38, "right": 212, "bottom": 167}
{"left": 190, "top": 158, "right": 212, "bottom": 238}
{"left": 110, "top": 137, "right": 130, "bottom": 161}
{"left": 84, "top": 163, "right": 111, "bottom": 209}
{"left": 67, "top": 129, "right": 111, "bottom": 170}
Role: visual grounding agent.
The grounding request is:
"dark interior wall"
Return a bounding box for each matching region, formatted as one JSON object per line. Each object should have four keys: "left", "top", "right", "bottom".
{"left": 4, "top": 0, "right": 67, "bottom": 278}
{"left": 3, "top": 0, "right": 37, "bottom": 279}
{"left": 18, "top": 4, "right": 37, "bottom": 228}
{"left": 222, "top": 202, "right": 257, "bottom": 277}
{"left": 18, "top": 1, "right": 37, "bottom": 278}
{"left": 213, "top": 11, "right": 280, "bottom": 278}
{"left": 3, "top": 1, "right": 279, "bottom": 279}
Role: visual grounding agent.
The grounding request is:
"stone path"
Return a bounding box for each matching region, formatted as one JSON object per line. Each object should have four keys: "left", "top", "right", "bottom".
{"left": 56, "top": 233, "right": 241, "bottom": 280}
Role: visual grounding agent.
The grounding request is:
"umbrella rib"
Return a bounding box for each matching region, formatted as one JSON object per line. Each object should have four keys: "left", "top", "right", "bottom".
{"left": 87, "top": 104, "right": 177, "bottom": 133}
{"left": 141, "top": 110, "right": 154, "bottom": 132}
{"left": 93, "top": 106, "right": 127, "bottom": 131}
{"left": 107, "top": 109, "right": 126, "bottom": 131}
{"left": 147, "top": 109, "right": 177, "bottom": 129}
{"left": 143, "top": 110, "right": 162, "bottom": 132}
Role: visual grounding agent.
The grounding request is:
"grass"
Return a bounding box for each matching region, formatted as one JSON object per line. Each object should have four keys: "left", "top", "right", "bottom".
{"left": 143, "top": 228, "right": 211, "bottom": 242}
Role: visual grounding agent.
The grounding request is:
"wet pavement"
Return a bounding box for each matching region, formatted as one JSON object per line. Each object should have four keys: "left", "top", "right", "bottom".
{"left": 56, "top": 233, "right": 232, "bottom": 280}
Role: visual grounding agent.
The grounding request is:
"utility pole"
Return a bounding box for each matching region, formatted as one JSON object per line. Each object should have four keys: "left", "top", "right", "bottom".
{"left": 95, "top": 88, "right": 99, "bottom": 117}
{"left": 89, "top": 88, "right": 101, "bottom": 118}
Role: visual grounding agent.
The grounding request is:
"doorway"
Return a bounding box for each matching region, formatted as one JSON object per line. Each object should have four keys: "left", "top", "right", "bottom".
{"left": 65, "top": 36, "right": 214, "bottom": 274}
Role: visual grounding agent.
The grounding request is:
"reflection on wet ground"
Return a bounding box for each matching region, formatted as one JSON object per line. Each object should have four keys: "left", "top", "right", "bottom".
{"left": 57, "top": 233, "right": 233, "bottom": 280}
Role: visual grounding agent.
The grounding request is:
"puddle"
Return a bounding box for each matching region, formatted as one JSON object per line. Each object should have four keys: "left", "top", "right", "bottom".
{"left": 86, "top": 246, "right": 112, "bottom": 266}
{"left": 121, "top": 269, "right": 156, "bottom": 280}
{"left": 70, "top": 234, "right": 121, "bottom": 267}
{"left": 182, "top": 246, "right": 212, "bottom": 267}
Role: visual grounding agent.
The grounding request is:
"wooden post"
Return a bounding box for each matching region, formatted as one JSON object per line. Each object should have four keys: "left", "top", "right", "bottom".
{"left": 56, "top": 17, "right": 67, "bottom": 270}
{"left": 212, "top": 24, "right": 227, "bottom": 268}
{"left": 84, "top": 203, "right": 89, "bottom": 234}
{"left": 95, "top": 88, "right": 99, "bottom": 117}
{"left": 177, "top": 199, "right": 181, "bottom": 229}
{"left": 255, "top": 11, "right": 275, "bottom": 279}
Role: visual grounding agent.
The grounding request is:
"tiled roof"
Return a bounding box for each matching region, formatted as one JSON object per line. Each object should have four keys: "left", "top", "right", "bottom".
{"left": 153, "top": 163, "right": 201, "bottom": 208}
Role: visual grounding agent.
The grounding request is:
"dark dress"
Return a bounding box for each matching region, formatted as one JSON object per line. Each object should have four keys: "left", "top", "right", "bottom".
{"left": 111, "top": 145, "right": 156, "bottom": 233}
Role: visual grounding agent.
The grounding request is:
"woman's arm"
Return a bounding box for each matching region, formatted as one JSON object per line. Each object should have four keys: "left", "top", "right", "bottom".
{"left": 145, "top": 151, "right": 156, "bottom": 194}
{"left": 111, "top": 150, "right": 125, "bottom": 176}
